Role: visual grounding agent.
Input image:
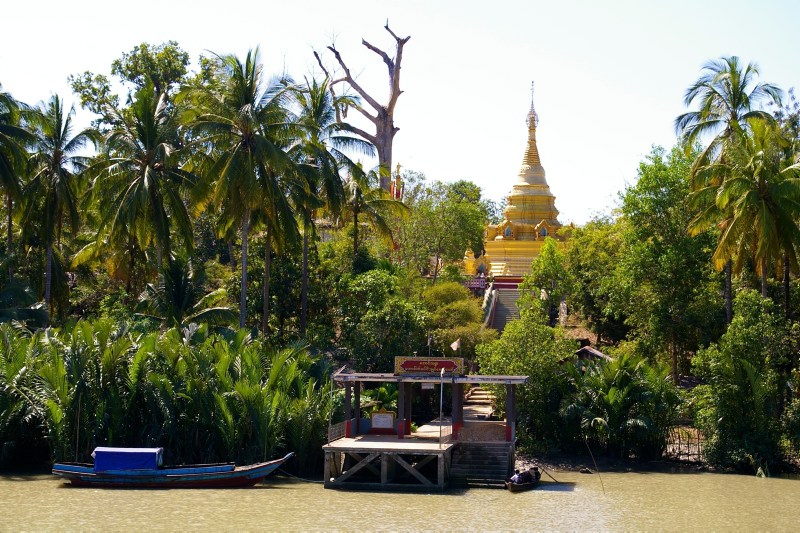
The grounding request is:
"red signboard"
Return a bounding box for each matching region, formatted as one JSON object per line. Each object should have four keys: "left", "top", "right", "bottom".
{"left": 394, "top": 357, "right": 464, "bottom": 375}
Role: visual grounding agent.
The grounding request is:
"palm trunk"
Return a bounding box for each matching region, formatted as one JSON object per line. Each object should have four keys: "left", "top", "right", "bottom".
{"left": 725, "top": 259, "right": 733, "bottom": 323}
{"left": 45, "top": 241, "right": 53, "bottom": 323}
{"left": 784, "top": 252, "right": 791, "bottom": 318}
{"left": 126, "top": 241, "right": 135, "bottom": 294}
{"left": 261, "top": 225, "right": 272, "bottom": 335}
{"left": 57, "top": 211, "right": 63, "bottom": 251}
{"left": 301, "top": 219, "right": 309, "bottom": 337}
{"left": 761, "top": 259, "right": 768, "bottom": 299}
{"left": 670, "top": 339, "right": 679, "bottom": 385}
{"left": 228, "top": 240, "right": 236, "bottom": 271}
{"left": 353, "top": 210, "right": 359, "bottom": 260}
{"left": 240, "top": 209, "right": 250, "bottom": 329}
{"left": 6, "top": 193, "right": 12, "bottom": 282}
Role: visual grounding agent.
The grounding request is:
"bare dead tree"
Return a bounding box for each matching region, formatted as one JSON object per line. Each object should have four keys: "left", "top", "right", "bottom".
{"left": 314, "top": 22, "right": 410, "bottom": 191}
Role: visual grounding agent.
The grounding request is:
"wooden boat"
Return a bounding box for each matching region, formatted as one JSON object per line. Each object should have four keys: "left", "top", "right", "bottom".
{"left": 505, "top": 478, "right": 540, "bottom": 492}
{"left": 52, "top": 447, "right": 294, "bottom": 488}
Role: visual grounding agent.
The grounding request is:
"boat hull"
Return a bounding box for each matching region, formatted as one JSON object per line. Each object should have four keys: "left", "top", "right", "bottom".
{"left": 505, "top": 479, "right": 540, "bottom": 492}
{"left": 52, "top": 453, "right": 293, "bottom": 489}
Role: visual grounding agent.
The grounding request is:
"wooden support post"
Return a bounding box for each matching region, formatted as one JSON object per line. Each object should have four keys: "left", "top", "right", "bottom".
{"left": 345, "top": 383, "right": 352, "bottom": 437}
{"left": 505, "top": 384, "right": 515, "bottom": 442}
{"left": 397, "top": 380, "right": 405, "bottom": 438}
{"left": 405, "top": 383, "right": 413, "bottom": 434}
{"left": 381, "top": 454, "right": 389, "bottom": 484}
{"left": 397, "top": 379, "right": 405, "bottom": 424}
{"left": 452, "top": 382, "right": 463, "bottom": 439}
{"left": 324, "top": 452, "right": 331, "bottom": 483}
{"left": 354, "top": 381, "right": 361, "bottom": 434}
{"left": 438, "top": 453, "right": 445, "bottom": 488}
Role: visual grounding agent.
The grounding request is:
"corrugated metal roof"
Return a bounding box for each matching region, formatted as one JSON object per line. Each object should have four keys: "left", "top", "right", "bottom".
{"left": 332, "top": 371, "right": 528, "bottom": 385}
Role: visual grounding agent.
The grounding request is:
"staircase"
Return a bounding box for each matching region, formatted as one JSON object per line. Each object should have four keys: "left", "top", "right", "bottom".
{"left": 450, "top": 387, "right": 513, "bottom": 487}
{"left": 450, "top": 442, "right": 514, "bottom": 487}
{"left": 491, "top": 288, "right": 520, "bottom": 332}
{"left": 463, "top": 387, "right": 494, "bottom": 420}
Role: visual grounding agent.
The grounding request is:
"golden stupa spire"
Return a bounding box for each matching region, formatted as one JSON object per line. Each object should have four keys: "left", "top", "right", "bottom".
{"left": 518, "top": 81, "right": 545, "bottom": 184}
{"left": 527, "top": 81, "right": 539, "bottom": 129}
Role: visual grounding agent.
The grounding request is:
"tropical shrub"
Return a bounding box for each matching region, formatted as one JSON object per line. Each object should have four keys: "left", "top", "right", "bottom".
{"left": 691, "top": 290, "right": 788, "bottom": 471}
{"left": 0, "top": 320, "right": 332, "bottom": 472}
{"left": 337, "top": 269, "right": 428, "bottom": 371}
{"left": 560, "top": 353, "right": 680, "bottom": 459}
{"left": 476, "top": 307, "right": 576, "bottom": 447}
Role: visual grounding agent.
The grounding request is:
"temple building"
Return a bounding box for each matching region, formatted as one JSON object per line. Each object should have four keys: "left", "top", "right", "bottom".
{"left": 466, "top": 84, "right": 562, "bottom": 278}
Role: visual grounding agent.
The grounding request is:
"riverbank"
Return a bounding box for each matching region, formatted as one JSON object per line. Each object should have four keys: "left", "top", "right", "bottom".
{"left": 517, "top": 451, "right": 800, "bottom": 477}
{"left": 517, "top": 451, "right": 710, "bottom": 476}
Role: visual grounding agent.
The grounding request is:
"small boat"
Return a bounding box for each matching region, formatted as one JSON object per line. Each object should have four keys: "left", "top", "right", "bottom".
{"left": 52, "top": 447, "right": 293, "bottom": 489}
{"left": 505, "top": 478, "right": 540, "bottom": 492}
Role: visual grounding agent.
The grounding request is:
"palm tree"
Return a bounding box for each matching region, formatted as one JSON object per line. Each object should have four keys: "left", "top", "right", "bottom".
{"left": 292, "top": 77, "right": 374, "bottom": 335}
{"left": 0, "top": 87, "right": 32, "bottom": 281}
{"left": 23, "top": 95, "right": 94, "bottom": 319}
{"left": 137, "top": 255, "right": 235, "bottom": 328}
{"left": 707, "top": 119, "right": 800, "bottom": 297}
{"left": 676, "top": 56, "right": 782, "bottom": 321}
{"left": 185, "top": 48, "right": 297, "bottom": 329}
{"left": 342, "top": 166, "right": 407, "bottom": 260}
{"left": 773, "top": 88, "right": 800, "bottom": 315}
{"left": 93, "top": 82, "right": 196, "bottom": 282}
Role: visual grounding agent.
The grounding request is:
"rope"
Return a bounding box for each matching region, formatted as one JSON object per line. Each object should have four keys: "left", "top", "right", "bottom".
{"left": 583, "top": 435, "right": 605, "bottom": 494}
{"left": 277, "top": 467, "right": 324, "bottom": 484}
{"left": 540, "top": 466, "right": 559, "bottom": 483}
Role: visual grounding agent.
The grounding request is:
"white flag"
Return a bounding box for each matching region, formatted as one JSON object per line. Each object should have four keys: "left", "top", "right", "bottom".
{"left": 450, "top": 338, "right": 461, "bottom": 351}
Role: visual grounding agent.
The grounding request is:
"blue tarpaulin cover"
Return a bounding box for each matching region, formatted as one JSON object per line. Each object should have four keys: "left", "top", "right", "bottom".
{"left": 92, "top": 447, "right": 164, "bottom": 471}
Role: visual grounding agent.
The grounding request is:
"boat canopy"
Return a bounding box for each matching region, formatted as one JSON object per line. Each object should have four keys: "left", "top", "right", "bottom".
{"left": 92, "top": 447, "right": 164, "bottom": 471}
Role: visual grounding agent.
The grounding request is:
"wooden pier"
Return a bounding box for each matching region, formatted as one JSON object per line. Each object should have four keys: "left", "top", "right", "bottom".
{"left": 323, "top": 434, "right": 455, "bottom": 491}
{"left": 323, "top": 361, "right": 528, "bottom": 491}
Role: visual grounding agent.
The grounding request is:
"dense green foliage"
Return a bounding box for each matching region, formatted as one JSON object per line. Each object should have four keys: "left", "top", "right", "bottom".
{"left": 476, "top": 307, "right": 576, "bottom": 446}
{"left": 561, "top": 354, "right": 680, "bottom": 460}
{"left": 616, "top": 146, "right": 725, "bottom": 380}
{"left": 563, "top": 217, "right": 628, "bottom": 345}
{"left": 421, "top": 281, "right": 498, "bottom": 363}
{"left": 0, "top": 321, "right": 331, "bottom": 474}
{"left": 4, "top": 44, "right": 800, "bottom": 475}
{"left": 519, "top": 237, "right": 573, "bottom": 327}
{"left": 691, "top": 291, "right": 797, "bottom": 470}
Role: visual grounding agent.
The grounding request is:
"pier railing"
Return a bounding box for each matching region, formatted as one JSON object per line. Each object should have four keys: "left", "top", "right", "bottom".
{"left": 328, "top": 420, "right": 348, "bottom": 443}
{"left": 480, "top": 284, "right": 497, "bottom": 331}
{"left": 440, "top": 422, "right": 453, "bottom": 444}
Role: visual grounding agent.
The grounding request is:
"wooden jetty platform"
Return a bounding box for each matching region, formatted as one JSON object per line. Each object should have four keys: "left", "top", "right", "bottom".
{"left": 323, "top": 434, "right": 455, "bottom": 491}
{"left": 324, "top": 359, "right": 528, "bottom": 491}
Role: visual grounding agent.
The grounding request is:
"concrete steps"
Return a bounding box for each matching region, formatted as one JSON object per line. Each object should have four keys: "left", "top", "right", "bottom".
{"left": 491, "top": 289, "right": 520, "bottom": 333}
{"left": 450, "top": 442, "right": 514, "bottom": 486}
{"left": 464, "top": 387, "right": 495, "bottom": 420}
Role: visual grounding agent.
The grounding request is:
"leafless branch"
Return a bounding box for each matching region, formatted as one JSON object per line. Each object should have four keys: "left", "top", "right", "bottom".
{"left": 327, "top": 45, "right": 382, "bottom": 113}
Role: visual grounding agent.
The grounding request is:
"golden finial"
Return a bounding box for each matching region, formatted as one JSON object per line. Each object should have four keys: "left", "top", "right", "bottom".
{"left": 528, "top": 81, "right": 539, "bottom": 128}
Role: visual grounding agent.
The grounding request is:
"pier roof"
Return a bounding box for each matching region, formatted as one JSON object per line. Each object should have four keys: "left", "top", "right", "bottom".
{"left": 332, "top": 370, "right": 528, "bottom": 385}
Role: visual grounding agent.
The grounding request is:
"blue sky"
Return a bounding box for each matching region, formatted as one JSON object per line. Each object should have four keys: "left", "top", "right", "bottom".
{"left": 3, "top": 0, "right": 799, "bottom": 224}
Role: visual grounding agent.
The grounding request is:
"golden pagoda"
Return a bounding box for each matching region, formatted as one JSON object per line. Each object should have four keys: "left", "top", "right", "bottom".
{"left": 466, "top": 83, "right": 562, "bottom": 277}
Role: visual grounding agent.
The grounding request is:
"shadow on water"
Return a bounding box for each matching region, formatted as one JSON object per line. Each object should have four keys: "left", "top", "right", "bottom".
{"left": 536, "top": 481, "right": 577, "bottom": 492}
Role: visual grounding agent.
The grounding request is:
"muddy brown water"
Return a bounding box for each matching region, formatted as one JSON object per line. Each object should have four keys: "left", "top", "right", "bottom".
{"left": 1, "top": 470, "right": 797, "bottom": 531}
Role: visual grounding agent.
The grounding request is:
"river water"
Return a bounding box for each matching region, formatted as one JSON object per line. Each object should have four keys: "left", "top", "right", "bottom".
{"left": 1, "top": 470, "right": 798, "bottom": 531}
